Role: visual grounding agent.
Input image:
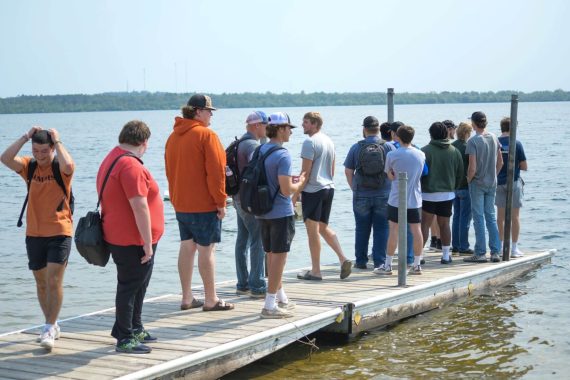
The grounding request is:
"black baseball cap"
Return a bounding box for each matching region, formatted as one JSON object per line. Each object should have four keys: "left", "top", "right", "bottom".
{"left": 187, "top": 94, "right": 216, "bottom": 110}
{"left": 362, "top": 116, "right": 379, "bottom": 129}
{"left": 470, "top": 111, "right": 486, "bottom": 123}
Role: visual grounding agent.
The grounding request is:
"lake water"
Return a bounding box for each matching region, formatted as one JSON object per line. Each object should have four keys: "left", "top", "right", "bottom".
{"left": 0, "top": 102, "right": 569, "bottom": 378}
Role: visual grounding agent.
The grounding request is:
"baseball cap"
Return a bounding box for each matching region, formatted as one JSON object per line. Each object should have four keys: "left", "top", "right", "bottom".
{"left": 362, "top": 116, "right": 379, "bottom": 129}
{"left": 389, "top": 121, "right": 404, "bottom": 132}
{"left": 187, "top": 94, "right": 216, "bottom": 110}
{"left": 470, "top": 111, "right": 486, "bottom": 123}
{"left": 268, "top": 112, "right": 297, "bottom": 128}
{"left": 245, "top": 111, "right": 269, "bottom": 125}
{"left": 442, "top": 120, "right": 457, "bottom": 129}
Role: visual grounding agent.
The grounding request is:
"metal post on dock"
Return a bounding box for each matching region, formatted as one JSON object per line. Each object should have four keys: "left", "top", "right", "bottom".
{"left": 397, "top": 172, "right": 407, "bottom": 286}
{"left": 502, "top": 94, "right": 518, "bottom": 261}
{"left": 387, "top": 88, "right": 394, "bottom": 123}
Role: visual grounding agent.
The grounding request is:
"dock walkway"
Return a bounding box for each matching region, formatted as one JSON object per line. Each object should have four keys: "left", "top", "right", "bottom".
{"left": 0, "top": 250, "right": 554, "bottom": 380}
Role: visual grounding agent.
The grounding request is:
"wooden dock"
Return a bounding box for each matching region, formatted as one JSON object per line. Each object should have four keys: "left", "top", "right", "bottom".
{"left": 0, "top": 249, "right": 554, "bottom": 380}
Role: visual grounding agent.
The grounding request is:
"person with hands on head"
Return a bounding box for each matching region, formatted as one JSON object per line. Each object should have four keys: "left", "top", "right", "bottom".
{"left": 1, "top": 126, "right": 74, "bottom": 352}
{"left": 96, "top": 120, "right": 165, "bottom": 354}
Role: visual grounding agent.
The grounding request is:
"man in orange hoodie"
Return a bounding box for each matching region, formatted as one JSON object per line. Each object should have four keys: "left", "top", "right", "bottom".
{"left": 165, "top": 94, "right": 234, "bottom": 312}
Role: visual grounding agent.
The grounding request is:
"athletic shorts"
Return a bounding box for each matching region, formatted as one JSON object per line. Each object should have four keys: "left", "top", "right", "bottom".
{"left": 422, "top": 199, "right": 453, "bottom": 217}
{"left": 260, "top": 216, "right": 295, "bottom": 253}
{"left": 495, "top": 179, "right": 523, "bottom": 208}
{"left": 387, "top": 205, "right": 422, "bottom": 224}
{"left": 176, "top": 211, "right": 221, "bottom": 246}
{"left": 301, "top": 188, "right": 334, "bottom": 224}
{"left": 25, "top": 235, "right": 72, "bottom": 271}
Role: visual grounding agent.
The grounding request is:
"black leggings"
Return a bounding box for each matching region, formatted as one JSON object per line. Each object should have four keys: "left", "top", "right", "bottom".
{"left": 109, "top": 243, "right": 156, "bottom": 342}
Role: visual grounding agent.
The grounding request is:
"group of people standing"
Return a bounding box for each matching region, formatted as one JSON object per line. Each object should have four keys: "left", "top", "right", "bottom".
{"left": 0, "top": 93, "right": 527, "bottom": 355}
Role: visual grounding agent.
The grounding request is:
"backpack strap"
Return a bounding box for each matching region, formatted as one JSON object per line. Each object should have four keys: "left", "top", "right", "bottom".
{"left": 97, "top": 152, "right": 143, "bottom": 210}
{"left": 259, "top": 145, "right": 286, "bottom": 200}
{"left": 17, "top": 159, "right": 38, "bottom": 227}
{"left": 50, "top": 157, "right": 73, "bottom": 212}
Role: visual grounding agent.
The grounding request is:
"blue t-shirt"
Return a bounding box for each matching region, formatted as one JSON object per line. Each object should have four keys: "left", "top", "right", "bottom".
{"left": 385, "top": 146, "right": 425, "bottom": 209}
{"left": 497, "top": 136, "right": 527, "bottom": 185}
{"left": 344, "top": 136, "right": 393, "bottom": 197}
{"left": 256, "top": 142, "right": 294, "bottom": 219}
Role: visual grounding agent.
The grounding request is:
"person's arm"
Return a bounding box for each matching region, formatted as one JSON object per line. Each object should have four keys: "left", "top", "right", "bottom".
{"left": 520, "top": 160, "right": 528, "bottom": 171}
{"left": 467, "top": 154, "right": 476, "bottom": 183}
{"left": 297, "top": 158, "right": 313, "bottom": 192}
{"left": 0, "top": 126, "right": 40, "bottom": 172}
{"left": 345, "top": 168, "right": 354, "bottom": 190}
{"left": 128, "top": 196, "right": 153, "bottom": 264}
{"left": 204, "top": 134, "right": 227, "bottom": 218}
{"left": 279, "top": 172, "right": 306, "bottom": 197}
{"left": 49, "top": 129, "right": 74, "bottom": 175}
{"left": 496, "top": 146, "right": 503, "bottom": 174}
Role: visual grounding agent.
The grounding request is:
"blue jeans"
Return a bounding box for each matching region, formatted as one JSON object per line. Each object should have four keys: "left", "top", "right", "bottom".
{"left": 234, "top": 202, "right": 266, "bottom": 294}
{"left": 452, "top": 188, "right": 472, "bottom": 251}
{"left": 469, "top": 182, "right": 501, "bottom": 256}
{"left": 353, "top": 195, "right": 390, "bottom": 268}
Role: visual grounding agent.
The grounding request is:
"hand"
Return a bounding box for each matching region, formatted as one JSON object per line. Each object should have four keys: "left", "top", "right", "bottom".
{"left": 48, "top": 128, "right": 60, "bottom": 143}
{"left": 291, "top": 192, "right": 300, "bottom": 206}
{"left": 141, "top": 243, "right": 154, "bottom": 264}
{"left": 26, "top": 126, "right": 42, "bottom": 140}
{"left": 217, "top": 207, "right": 226, "bottom": 220}
{"left": 297, "top": 172, "right": 306, "bottom": 186}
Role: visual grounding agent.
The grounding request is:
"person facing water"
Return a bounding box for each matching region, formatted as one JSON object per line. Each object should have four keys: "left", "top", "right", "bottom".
{"left": 1, "top": 127, "right": 74, "bottom": 352}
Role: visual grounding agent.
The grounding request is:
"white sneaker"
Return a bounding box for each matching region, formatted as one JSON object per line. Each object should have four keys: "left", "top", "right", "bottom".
{"left": 37, "top": 324, "right": 60, "bottom": 342}
{"left": 277, "top": 301, "right": 296, "bottom": 310}
{"left": 408, "top": 265, "right": 422, "bottom": 275}
{"left": 511, "top": 248, "right": 524, "bottom": 258}
{"left": 40, "top": 327, "right": 57, "bottom": 351}
{"left": 373, "top": 264, "right": 393, "bottom": 275}
{"left": 260, "top": 306, "right": 294, "bottom": 319}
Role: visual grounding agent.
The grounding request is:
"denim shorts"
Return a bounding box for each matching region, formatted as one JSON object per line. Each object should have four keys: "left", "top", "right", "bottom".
{"left": 176, "top": 211, "right": 221, "bottom": 246}
{"left": 26, "top": 235, "right": 72, "bottom": 271}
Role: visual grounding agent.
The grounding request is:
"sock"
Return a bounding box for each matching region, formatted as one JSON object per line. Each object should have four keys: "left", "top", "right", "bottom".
{"left": 44, "top": 323, "right": 53, "bottom": 333}
{"left": 264, "top": 293, "right": 277, "bottom": 310}
{"left": 442, "top": 246, "right": 451, "bottom": 260}
{"left": 512, "top": 242, "right": 518, "bottom": 251}
{"left": 276, "top": 288, "right": 288, "bottom": 304}
{"left": 385, "top": 255, "right": 393, "bottom": 267}
{"left": 414, "top": 256, "right": 421, "bottom": 267}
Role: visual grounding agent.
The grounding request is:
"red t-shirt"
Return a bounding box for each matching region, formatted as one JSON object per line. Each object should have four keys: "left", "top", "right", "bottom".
{"left": 96, "top": 147, "right": 164, "bottom": 246}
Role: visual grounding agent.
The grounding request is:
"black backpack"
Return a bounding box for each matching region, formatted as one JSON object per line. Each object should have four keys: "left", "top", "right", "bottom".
{"left": 356, "top": 140, "right": 387, "bottom": 189}
{"left": 17, "top": 157, "right": 75, "bottom": 227}
{"left": 225, "top": 135, "right": 254, "bottom": 196}
{"left": 239, "top": 145, "right": 285, "bottom": 216}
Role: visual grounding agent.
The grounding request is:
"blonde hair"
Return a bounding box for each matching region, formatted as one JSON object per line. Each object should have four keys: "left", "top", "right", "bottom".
{"left": 456, "top": 122, "right": 473, "bottom": 141}
{"left": 303, "top": 111, "right": 323, "bottom": 129}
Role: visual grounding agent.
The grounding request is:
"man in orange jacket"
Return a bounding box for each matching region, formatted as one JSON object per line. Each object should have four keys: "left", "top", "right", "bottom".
{"left": 165, "top": 94, "right": 234, "bottom": 312}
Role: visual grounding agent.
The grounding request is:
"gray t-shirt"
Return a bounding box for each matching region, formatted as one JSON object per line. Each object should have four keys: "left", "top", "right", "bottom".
{"left": 465, "top": 132, "right": 500, "bottom": 187}
{"left": 300, "top": 132, "right": 335, "bottom": 193}
{"left": 385, "top": 147, "right": 425, "bottom": 209}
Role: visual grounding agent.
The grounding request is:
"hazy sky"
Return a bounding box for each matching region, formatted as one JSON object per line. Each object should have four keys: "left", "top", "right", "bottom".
{"left": 1, "top": 0, "right": 568, "bottom": 97}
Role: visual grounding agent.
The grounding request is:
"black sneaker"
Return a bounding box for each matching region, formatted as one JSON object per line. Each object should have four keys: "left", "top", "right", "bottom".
{"left": 451, "top": 247, "right": 459, "bottom": 254}
{"left": 440, "top": 257, "right": 453, "bottom": 264}
{"left": 436, "top": 239, "right": 442, "bottom": 250}
{"left": 420, "top": 258, "right": 426, "bottom": 265}
{"left": 429, "top": 237, "right": 438, "bottom": 249}
{"left": 134, "top": 329, "right": 157, "bottom": 343}
{"left": 116, "top": 338, "right": 152, "bottom": 354}
{"left": 459, "top": 248, "right": 474, "bottom": 256}
{"left": 353, "top": 263, "right": 367, "bottom": 269}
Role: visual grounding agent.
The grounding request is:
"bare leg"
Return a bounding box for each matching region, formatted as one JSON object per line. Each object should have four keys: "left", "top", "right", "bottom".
{"left": 197, "top": 243, "right": 219, "bottom": 308}
{"left": 437, "top": 216, "right": 451, "bottom": 246}
{"left": 421, "top": 211, "right": 435, "bottom": 247}
{"left": 511, "top": 208, "right": 520, "bottom": 242}
{"left": 387, "top": 221, "right": 398, "bottom": 256}
{"left": 431, "top": 218, "right": 440, "bottom": 238}
{"left": 305, "top": 219, "right": 322, "bottom": 277}
{"left": 409, "top": 223, "right": 424, "bottom": 257}
{"left": 497, "top": 207, "right": 505, "bottom": 242}
{"left": 267, "top": 252, "right": 288, "bottom": 294}
{"left": 44, "top": 263, "right": 66, "bottom": 324}
{"left": 178, "top": 239, "right": 197, "bottom": 305}
{"left": 32, "top": 268, "right": 49, "bottom": 322}
{"left": 319, "top": 222, "right": 348, "bottom": 264}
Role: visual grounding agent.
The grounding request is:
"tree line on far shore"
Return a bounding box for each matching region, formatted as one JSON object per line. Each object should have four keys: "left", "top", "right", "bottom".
{"left": 0, "top": 89, "right": 568, "bottom": 114}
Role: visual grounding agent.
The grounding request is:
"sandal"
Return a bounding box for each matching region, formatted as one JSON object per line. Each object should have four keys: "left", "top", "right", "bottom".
{"left": 340, "top": 259, "right": 352, "bottom": 279}
{"left": 296, "top": 270, "right": 323, "bottom": 281}
{"left": 203, "top": 300, "right": 235, "bottom": 312}
{"left": 180, "top": 298, "right": 204, "bottom": 310}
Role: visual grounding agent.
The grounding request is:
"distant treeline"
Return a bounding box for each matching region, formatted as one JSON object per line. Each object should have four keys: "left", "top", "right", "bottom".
{"left": 0, "top": 89, "right": 569, "bottom": 114}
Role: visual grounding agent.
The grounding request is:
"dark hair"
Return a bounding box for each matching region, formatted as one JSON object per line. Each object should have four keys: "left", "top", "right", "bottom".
{"left": 266, "top": 124, "right": 281, "bottom": 138}
{"left": 380, "top": 122, "right": 392, "bottom": 140}
{"left": 396, "top": 125, "right": 415, "bottom": 144}
{"left": 31, "top": 130, "right": 54, "bottom": 146}
{"left": 429, "top": 122, "right": 448, "bottom": 140}
{"left": 119, "top": 120, "right": 151, "bottom": 146}
{"left": 500, "top": 117, "right": 511, "bottom": 133}
{"left": 181, "top": 105, "right": 198, "bottom": 119}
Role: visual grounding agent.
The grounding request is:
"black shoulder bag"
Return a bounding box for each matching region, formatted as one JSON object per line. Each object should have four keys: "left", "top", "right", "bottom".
{"left": 74, "top": 153, "right": 142, "bottom": 267}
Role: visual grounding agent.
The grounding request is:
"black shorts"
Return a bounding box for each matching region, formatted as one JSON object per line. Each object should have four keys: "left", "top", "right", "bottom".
{"left": 387, "top": 205, "right": 422, "bottom": 224}
{"left": 301, "top": 188, "right": 334, "bottom": 224}
{"left": 26, "top": 235, "right": 72, "bottom": 271}
{"left": 260, "top": 216, "right": 295, "bottom": 253}
{"left": 422, "top": 200, "right": 453, "bottom": 217}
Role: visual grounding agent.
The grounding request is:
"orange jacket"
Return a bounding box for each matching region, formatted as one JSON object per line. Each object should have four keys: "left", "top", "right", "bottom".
{"left": 165, "top": 117, "right": 227, "bottom": 212}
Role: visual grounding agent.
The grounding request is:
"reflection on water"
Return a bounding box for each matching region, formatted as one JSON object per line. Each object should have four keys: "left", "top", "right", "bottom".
{"left": 226, "top": 280, "right": 537, "bottom": 379}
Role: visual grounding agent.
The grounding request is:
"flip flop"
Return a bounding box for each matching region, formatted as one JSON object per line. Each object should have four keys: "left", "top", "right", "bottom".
{"left": 296, "top": 270, "right": 322, "bottom": 281}
{"left": 203, "top": 300, "right": 235, "bottom": 312}
{"left": 180, "top": 298, "right": 204, "bottom": 310}
{"left": 340, "top": 260, "right": 352, "bottom": 279}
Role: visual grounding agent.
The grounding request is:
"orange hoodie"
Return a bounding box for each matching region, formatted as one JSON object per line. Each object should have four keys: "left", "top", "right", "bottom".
{"left": 165, "top": 117, "right": 227, "bottom": 212}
